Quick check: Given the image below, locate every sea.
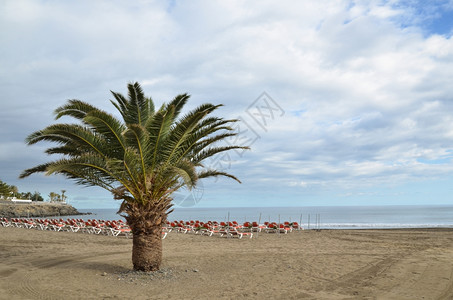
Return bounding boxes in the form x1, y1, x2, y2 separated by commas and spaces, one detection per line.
65, 205, 453, 230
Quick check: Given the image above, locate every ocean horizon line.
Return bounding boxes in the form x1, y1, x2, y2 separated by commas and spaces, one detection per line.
75, 203, 453, 210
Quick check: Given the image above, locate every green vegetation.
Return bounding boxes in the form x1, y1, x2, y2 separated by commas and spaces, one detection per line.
0, 180, 11, 198
0, 179, 43, 201
20, 82, 247, 271
48, 190, 67, 203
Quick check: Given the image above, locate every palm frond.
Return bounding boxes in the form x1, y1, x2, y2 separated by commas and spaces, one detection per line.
173, 159, 198, 188
197, 169, 242, 183
162, 104, 220, 164
193, 145, 249, 164
19, 163, 51, 178
54, 100, 100, 120
110, 91, 129, 117
111, 82, 155, 127
147, 97, 155, 115
83, 109, 126, 157
124, 124, 147, 186
122, 147, 146, 201
25, 124, 108, 157
45, 145, 83, 156
127, 82, 149, 125
164, 93, 190, 121
146, 106, 175, 170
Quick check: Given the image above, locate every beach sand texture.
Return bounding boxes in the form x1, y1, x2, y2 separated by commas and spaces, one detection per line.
1, 227, 453, 299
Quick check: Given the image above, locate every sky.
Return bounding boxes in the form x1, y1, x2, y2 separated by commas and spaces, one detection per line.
1, 0, 453, 209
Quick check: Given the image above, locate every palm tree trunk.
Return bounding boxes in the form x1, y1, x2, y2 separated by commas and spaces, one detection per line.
131, 225, 162, 271
123, 199, 169, 271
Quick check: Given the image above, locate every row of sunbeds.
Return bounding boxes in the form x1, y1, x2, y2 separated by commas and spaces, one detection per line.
0, 217, 136, 238
167, 220, 302, 238
0, 217, 302, 239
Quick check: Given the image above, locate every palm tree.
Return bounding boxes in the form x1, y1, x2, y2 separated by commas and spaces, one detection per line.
10, 185, 18, 198
32, 191, 44, 202
20, 82, 248, 271
61, 190, 67, 203
21, 192, 32, 200
48, 192, 58, 202
0, 180, 10, 198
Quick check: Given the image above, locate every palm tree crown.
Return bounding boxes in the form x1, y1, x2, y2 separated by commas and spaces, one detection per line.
20, 82, 247, 271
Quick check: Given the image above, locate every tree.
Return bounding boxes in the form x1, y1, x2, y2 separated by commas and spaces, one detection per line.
32, 191, 44, 201
61, 190, 67, 203
20, 192, 32, 199
20, 82, 247, 271
0, 180, 10, 198
10, 185, 18, 198
0, 180, 44, 201
48, 192, 58, 202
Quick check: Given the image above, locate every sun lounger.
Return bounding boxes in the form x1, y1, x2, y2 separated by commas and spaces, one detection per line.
264, 223, 277, 233
278, 224, 291, 234
170, 222, 188, 233
109, 226, 131, 237
82, 221, 103, 234
11, 218, 24, 228
22, 219, 36, 229
48, 219, 65, 231
291, 222, 302, 230
201, 224, 221, 236
221, 227, 253, 239
65, 219, 81, 232
1, 217, 11, 227
36, 219, 49, 230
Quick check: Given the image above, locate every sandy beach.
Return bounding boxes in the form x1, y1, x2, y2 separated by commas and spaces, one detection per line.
1, 226, 453, 299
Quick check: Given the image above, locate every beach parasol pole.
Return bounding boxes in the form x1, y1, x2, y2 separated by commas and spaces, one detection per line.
318, 214, 321, 230
299, 213, 302, 231
316, 214, 320, 230
257, 212, 262, 238
315, 214, 317, 230
316, 214, 318, 230
227, 211, 230, 239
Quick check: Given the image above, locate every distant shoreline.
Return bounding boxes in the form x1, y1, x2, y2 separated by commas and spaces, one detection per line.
0, 202, 88, 218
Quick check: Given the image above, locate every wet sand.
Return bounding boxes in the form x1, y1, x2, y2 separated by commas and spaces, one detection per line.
1, 226, 453, 299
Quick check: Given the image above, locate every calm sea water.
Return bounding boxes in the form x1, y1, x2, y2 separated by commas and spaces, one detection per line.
68, 205, 453, 229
